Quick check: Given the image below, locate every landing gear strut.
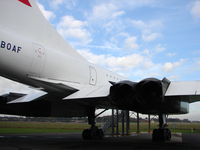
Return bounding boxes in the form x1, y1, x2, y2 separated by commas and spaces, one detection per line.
152, 114, 171, 142
82, 108, 104, 140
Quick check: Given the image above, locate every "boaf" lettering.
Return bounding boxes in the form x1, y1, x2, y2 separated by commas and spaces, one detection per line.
0, 40, 22, 53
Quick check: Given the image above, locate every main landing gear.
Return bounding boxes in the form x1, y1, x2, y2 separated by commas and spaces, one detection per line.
82, 108, 104, 140
152, 114, 171, 142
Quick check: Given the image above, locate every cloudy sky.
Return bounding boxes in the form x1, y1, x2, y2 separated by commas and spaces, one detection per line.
35, 0, 200, 81
1, 0, 200, 120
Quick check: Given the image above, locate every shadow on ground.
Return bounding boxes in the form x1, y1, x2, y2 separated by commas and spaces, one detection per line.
0, 133, 199, 150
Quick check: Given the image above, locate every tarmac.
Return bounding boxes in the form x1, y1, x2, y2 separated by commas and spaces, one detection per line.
0, 133, 199, 150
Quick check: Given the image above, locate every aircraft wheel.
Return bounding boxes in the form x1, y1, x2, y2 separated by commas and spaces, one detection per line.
82, 129, 91, 140
152, 128, 171, 142
165, 128, 171, 141
95, 129, 104, 139
82, 128, 104, 140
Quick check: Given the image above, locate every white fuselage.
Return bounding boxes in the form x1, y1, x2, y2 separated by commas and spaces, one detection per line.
0, 0, 124, 96
0, 27, 123, 90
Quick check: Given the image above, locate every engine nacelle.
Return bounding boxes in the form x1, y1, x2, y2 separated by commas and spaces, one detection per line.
135, 78, 164, 105
109, 78, 164, 109
109, 80, 137, 108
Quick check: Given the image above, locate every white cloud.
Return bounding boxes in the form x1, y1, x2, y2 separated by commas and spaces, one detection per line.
50, 0, 64, 9
37, 2, 55, 21
143, 49, 150, 55
102, 19, 126, 34
131, 19, 163, 42
131, 19, 163, 30
194, 60, 200, 70
106, 54, 144, 70
57, 16, 92, 44
108, 0, 156, 11
124, 36, 139, 50
191, 0, 200, 19
112, 11, 125, 18
58, 16, 85, 28
78, 50, 144, 71
155, 44, 166, 53
77, 49, 106, 66
142, 31, 161, 42
163, 59, 185, 72
89, 3, 125, 21
50, 0, 76, 10
143, 60, 154, 69
167, 52, 176, 57
52, 0, 64, 5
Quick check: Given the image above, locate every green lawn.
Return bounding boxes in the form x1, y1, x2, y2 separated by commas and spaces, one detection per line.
0, 121, 90, 134
0, 128, 75, 134
0, 121, 199, 134
129, 122, 200, 133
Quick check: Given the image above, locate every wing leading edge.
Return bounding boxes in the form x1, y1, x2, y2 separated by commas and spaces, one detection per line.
165, 81, 200, 103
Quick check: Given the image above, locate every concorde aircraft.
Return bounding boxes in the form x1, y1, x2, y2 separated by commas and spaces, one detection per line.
0, 0, 200, 141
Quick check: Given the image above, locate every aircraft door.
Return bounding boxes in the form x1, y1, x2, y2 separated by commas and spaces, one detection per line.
29, 43, 46, 77
89, 66, 97, 85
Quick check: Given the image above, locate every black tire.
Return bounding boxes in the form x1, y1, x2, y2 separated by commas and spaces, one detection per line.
152, 129, 158, 141
152, 128, 171, 142
82, 128, 104, 140
82, 129, 91, 140
165, 128, 171, 141
97, 129, 104, 139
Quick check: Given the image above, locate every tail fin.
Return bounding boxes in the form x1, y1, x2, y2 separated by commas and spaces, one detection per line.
0, 0, 83, 59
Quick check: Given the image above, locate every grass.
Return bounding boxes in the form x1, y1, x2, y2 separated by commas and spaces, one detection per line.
129, 122, 200, 133
106, 122, 200, 134
0, 128, 74, 134
0, 121, 199, 134
0, 121, 90, 134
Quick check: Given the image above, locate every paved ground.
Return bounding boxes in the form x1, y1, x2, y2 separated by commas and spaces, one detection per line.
0, 133, 199, 150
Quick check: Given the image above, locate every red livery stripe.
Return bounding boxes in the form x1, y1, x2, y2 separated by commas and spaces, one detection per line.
18, 0, 32, 7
